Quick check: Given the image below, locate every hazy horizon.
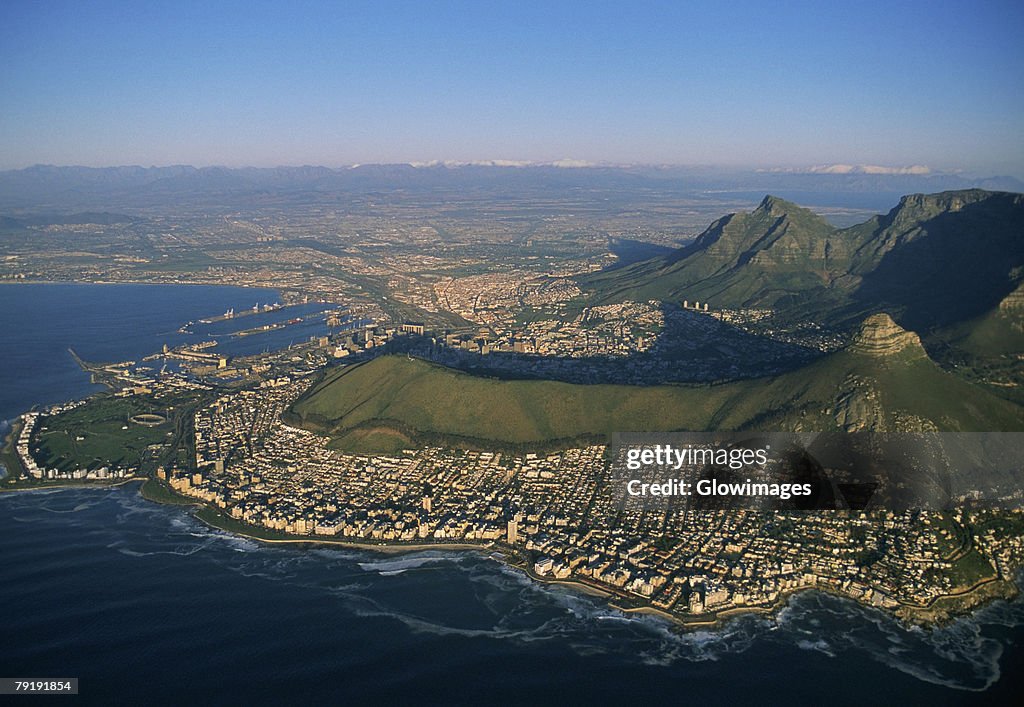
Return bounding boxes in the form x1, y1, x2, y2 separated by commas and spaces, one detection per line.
2, 1, 1022, 176
1, 160, 998, 176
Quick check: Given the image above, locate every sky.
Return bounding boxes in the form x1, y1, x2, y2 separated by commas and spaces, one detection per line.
1, 0, 1022, 175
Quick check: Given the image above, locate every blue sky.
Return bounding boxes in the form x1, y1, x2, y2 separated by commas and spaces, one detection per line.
1, 0, 1022, 174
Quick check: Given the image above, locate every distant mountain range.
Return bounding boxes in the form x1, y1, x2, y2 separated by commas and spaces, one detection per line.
0, 164, 1020, 212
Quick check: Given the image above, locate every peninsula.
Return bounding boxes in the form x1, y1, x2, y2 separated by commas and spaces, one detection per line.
4, 188, 1024, 631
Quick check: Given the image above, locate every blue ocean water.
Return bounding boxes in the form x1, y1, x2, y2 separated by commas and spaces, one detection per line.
0, 282, 277, 421
1, 283, 1023, 705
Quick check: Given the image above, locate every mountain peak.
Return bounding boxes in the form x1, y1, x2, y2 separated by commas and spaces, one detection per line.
849, 313, 926, 358
756, 194, 801, 215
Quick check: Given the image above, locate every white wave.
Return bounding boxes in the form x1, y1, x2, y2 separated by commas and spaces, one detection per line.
215, 534, 260, 553
114, 538, 215, 558
796, 638, 836, 657
357, 553, 462, 574
309, 547, 365, 562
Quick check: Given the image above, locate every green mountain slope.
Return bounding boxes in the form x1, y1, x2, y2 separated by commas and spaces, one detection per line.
925, 283, 1024, 403
931, 283, 1024, 358
287, 315, 1024, 452
584, 195, 847, 311
583, 189, 1024, 331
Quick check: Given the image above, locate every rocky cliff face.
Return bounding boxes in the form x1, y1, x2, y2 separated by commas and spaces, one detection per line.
830, 374, 885, 431
999, 283, 1024, 312
848, 313, 927, 358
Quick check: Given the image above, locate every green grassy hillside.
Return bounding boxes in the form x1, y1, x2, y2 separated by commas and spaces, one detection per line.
932, 284, 1024, 358
925, 284, 1024, 404
288, 319, 1024, 452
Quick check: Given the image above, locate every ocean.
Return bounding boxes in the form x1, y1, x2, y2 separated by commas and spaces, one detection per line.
1, 283, 1023, 705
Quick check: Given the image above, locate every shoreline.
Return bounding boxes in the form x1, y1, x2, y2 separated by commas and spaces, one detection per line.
1, 476, 144, 494
194, 512, 498, 556
142, 480, 619, 599
136, 478, 1019, 631
4, 472, 1020, 632
141, 479, 512, 556
1, 416, 32, 487
186, 500, 619, 600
